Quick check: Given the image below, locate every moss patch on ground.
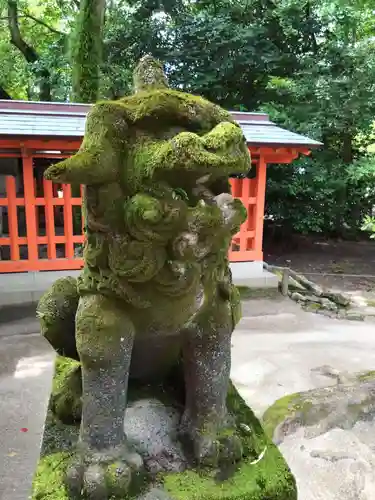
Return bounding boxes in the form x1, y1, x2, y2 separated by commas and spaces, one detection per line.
358, 370, 375, 381
163, 384, 297, 500
262, 370, 375, 444
262, 393, 302, 440
32, 451, 71, 500
33, 363, 296, 500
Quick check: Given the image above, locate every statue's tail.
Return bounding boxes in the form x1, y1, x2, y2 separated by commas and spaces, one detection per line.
36, 276, 80, 361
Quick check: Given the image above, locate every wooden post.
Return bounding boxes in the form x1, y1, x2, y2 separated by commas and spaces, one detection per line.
63, 184, 74, 259
22, 152, 39, 265
281, 268, 290, 296
5, 176, 20, 261
43, 178, 57, 259
239, 177, 251, 254
253, 154, 267, 261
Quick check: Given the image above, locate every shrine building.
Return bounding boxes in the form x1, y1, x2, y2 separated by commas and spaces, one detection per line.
0, 100, 321, 305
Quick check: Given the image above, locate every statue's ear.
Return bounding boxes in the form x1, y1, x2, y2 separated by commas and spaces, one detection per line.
44, 103, 128, 185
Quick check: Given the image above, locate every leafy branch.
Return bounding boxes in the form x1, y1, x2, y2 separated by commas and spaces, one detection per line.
6, 0, 51, 101
21, 12, 66, 37
0, 14, 66, 36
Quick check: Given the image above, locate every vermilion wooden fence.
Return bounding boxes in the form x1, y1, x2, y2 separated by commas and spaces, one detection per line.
0, 151, 84, 273
0, 150, 266, 273
229, 158, 265, 262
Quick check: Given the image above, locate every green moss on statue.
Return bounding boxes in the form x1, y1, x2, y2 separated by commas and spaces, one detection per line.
162, 384, 296, 500
32, 381, 296, 500
37, 277, 79, 360
52, 357, 82, 424
35, 55, 295, 500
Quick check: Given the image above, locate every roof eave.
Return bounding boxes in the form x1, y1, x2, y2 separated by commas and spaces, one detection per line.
0, 134, 323, 149
247, 142, 323, 149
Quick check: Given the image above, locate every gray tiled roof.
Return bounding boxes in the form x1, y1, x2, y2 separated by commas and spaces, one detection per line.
239, 121, 322, 147
0, 108, 86, 137
0, 101, 322, 148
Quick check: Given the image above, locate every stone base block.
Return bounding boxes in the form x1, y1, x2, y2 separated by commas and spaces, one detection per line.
32, 358, 297, 500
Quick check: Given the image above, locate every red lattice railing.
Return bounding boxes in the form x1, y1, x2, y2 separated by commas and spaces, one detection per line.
0, 150, 265, 273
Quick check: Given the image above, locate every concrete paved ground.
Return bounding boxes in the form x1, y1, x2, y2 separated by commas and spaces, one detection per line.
1, 297, 374, 499
0, 304, 39, 337
0, 332, 54, 500
232, 298, 375, 416
231, 298, 375, 500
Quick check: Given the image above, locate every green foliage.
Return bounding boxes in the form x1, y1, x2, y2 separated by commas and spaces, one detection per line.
0, 0, 75, 101
1, 0, 375, 238
266, 153, 375, 236
361, 216, 375, 239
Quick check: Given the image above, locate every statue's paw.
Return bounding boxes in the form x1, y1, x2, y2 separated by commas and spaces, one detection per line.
65, 447, 144, 499
180, 414, 243, 468
193, 432, 243, 467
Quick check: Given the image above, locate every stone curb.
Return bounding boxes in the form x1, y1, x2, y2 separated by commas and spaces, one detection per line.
0, 302, 39, 337
0, 301, 37, 322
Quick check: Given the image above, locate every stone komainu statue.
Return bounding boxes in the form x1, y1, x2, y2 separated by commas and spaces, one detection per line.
37, 56, 251, 498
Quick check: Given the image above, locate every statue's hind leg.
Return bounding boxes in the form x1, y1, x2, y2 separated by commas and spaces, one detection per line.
66, 294, 143, 499
180, 296, 242, 467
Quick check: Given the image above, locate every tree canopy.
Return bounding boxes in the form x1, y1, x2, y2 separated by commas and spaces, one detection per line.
1, 0, 375, 237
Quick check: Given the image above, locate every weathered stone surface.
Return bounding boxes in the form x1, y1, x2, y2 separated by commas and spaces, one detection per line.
315, 308, 337, 318
138, 487, 175, 500
349, 306, 375, 317
322, 291, 351, 307
262, 368, 375, 500
32, 379, 297, 500
51, 357, 82, 424
341, 310, 366, 321
319, 297, 338, 311
124, 398, 186, 474
279, 427, 375, 500
35, 54, 257, 499
290, 291, 308, 302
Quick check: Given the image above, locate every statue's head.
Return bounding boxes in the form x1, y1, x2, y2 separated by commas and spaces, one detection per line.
45, 56, 251, 201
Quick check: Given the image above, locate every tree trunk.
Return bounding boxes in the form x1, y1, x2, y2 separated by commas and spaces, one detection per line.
7, 0, 52, 101
0, 86, 12, 99
71, 0, 106, 103
342, 132, 353, 164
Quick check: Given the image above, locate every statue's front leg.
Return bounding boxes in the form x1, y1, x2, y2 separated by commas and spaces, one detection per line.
180, 298, 242, 467
66, 294, 143, 499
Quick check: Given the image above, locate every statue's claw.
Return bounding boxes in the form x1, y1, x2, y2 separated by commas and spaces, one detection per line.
180, 413, 243, 468
193, 433, 243, 467
65, 446, 144, 499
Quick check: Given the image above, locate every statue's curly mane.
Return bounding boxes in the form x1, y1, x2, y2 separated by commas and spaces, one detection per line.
77, 184, 241, 308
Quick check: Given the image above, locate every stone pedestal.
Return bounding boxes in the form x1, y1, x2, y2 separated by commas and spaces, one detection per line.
32, 358, 297, 500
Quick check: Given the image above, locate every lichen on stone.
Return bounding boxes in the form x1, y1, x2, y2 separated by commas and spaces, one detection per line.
160, 383, 296, 500
51, 356, 82, 424
37, 277, 79, 360
33, 380, 297, 500
262, 393, 303, 440
262, 368, 375, 445
35, 55, 294, 500
133, 55, 169, 93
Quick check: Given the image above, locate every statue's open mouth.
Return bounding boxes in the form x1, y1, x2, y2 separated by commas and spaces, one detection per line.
148, 122, 249, 206
168, 172, 232, 208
